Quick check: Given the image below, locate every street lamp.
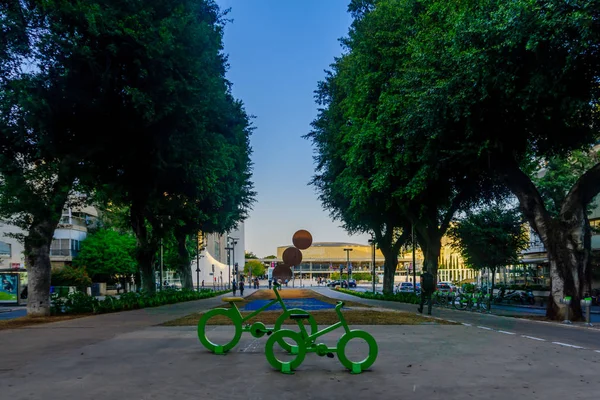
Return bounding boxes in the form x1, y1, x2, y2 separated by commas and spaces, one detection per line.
225, 246, 233, 289
196, 232, 203, 292
368, 235, 376, 293
343, 248, 353, 284
228, 236, 239, 283
412, 223, 417, 293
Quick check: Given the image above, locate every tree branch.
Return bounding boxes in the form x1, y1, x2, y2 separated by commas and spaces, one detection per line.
561, 161, 600, 217
496, 158, 552, 240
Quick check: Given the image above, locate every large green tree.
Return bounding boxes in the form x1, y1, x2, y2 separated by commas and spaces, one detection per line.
448, 206, 529, 309
0, 1, 124, 315
403, 0, 600, 319
73, 229, 137, 283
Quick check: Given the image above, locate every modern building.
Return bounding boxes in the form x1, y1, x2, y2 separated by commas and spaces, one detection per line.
272, 242, 387, 281
190, 221, 245, 289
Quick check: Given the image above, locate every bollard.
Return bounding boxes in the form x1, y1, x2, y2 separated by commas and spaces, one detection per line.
581, 297, 593, 327
561, 296, 572, 324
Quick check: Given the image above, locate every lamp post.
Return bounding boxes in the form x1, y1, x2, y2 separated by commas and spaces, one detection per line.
343, 248, 353, 285
228, 236, 239, 283
196, 232, 201, 292
412, 223, 417, 293
225, 246, 233, 289
368, 235, 376, 293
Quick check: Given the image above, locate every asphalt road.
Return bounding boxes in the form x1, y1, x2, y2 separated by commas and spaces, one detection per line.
318, 287, 600, 351
0, 308, 26, 320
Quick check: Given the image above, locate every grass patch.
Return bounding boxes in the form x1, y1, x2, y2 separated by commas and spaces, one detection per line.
162, 288, 458, 326
163, 308, 457, 326
0, 314, 90, 331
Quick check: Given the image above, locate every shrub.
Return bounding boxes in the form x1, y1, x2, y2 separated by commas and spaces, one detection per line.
50, 288, 229, 315
335, 287, 420, 304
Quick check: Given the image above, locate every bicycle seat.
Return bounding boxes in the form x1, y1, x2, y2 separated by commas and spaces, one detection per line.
222, 297, 244, 303
289, 313, 311, 320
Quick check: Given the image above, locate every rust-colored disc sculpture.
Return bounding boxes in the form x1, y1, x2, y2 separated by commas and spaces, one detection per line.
272, 265, 292, 281
292, 229, 313, 250
282, 246, 303, 266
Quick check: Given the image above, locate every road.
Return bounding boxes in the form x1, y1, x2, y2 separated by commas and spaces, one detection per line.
351, 285, 600, 321
0, 308, 26, 320
316, 287, 600, 352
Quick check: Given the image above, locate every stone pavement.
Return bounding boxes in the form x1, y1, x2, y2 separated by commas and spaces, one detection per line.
1, 287, 599, 399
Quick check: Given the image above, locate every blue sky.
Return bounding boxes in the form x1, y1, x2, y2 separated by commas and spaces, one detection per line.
215, 0, 371, 257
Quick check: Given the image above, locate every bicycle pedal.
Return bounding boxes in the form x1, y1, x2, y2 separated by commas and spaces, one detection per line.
326, 353, 335, 358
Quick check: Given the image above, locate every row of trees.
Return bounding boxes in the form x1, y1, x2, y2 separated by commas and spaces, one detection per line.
0, 0, 254, 316
307, 0, 600, 319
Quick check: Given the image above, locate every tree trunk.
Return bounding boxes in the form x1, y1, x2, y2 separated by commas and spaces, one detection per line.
175, 231, 193, 290
499, 160, 600, 321
130, 202, 157, 294
423, 240, 441, 286
381, 249, 398, 295
489, 267, 496, 312
24, 220, 56, 316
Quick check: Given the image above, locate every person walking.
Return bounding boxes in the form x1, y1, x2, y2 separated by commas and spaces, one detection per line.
418, 267, 435, 315
239, 280, 245, 296
232, 280, 237, 296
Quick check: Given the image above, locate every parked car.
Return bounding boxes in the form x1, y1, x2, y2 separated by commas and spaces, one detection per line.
437, 282, 455, 292
396, 282, 414, 293
348, 279, 357, 288
327, 280, 341, 287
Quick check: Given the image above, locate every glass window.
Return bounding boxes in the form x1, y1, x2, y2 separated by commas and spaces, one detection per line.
0, 241, 10, 256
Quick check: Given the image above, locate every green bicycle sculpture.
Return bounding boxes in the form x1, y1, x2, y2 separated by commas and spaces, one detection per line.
264, 301, 378, 375
197, 284, 318, 354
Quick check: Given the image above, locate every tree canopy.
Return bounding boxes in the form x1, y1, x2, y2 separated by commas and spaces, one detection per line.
309, 0, 600, 319
73, 230, 137, 281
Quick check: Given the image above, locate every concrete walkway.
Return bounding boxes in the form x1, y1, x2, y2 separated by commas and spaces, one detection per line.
1, 287, 599, 399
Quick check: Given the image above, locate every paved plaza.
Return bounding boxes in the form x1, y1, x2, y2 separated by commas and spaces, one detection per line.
1, 289, 599, 399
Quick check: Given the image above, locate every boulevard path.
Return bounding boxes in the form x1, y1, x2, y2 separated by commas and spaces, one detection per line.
0, 287, 598, 399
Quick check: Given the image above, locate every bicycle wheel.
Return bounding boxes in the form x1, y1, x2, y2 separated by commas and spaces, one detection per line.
274, 308, 318, 353
453, 295, 468, 310
197, 308, 243, 354
265, 330, 307, 373
337, 330, 378, 373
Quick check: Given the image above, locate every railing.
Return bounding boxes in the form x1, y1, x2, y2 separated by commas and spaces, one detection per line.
58, 216, 87, 228
50, 249, 78, 257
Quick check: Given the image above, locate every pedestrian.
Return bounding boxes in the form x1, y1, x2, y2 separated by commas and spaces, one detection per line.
268, 279, 272, 289
201, 280, 204, 288
239, 280, 245, 296
418, 267, 435, 315
232, 280, 237, 296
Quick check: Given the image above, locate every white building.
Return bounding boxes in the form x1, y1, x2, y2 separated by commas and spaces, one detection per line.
190, 221, 245, 289
0, 206, 99, 272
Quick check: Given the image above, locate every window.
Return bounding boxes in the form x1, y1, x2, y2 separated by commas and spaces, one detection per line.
0, 241, 11, 256
50, 239, 70, 256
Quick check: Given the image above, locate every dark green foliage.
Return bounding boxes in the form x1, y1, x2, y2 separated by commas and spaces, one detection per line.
73, 229, 137, 281
50, 288, 229, 315
448, 207, 529, 272
336, 287, 420, 304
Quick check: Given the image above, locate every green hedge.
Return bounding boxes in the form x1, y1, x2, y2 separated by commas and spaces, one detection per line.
335, 287, 420, 304
50, 288, 230, 315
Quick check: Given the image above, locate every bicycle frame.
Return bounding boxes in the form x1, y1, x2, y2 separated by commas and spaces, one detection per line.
226, 285, 291, 331
294, 302, 349, 353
